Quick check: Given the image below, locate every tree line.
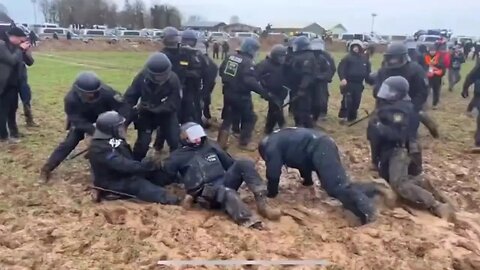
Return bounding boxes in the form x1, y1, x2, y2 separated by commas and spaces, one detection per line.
39, 0, 182, 29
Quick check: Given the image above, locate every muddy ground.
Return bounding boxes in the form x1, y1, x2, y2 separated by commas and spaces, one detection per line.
0, 47, 479, 270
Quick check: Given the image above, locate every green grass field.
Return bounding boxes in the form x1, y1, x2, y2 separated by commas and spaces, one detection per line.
0, 50, 479, 269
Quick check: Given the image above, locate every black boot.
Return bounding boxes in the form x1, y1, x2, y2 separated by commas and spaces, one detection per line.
24, 105, 39, 127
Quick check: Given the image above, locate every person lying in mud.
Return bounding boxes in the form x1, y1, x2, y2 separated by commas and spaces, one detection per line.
162, 122, 281, 228
367, 76, 455, 220
87, 111, 180, 205
258, 127, 391, 225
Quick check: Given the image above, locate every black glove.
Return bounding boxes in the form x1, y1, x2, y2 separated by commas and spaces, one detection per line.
461, 89, 469, 98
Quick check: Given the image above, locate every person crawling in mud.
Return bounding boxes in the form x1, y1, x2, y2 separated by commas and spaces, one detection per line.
258, 127, 392, 225
87, 111, 180, 205
367, 76, 455, 220
162, 122, 281, 228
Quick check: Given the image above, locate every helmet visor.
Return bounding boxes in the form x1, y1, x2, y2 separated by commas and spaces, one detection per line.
384, 54, 407, 69
184, 124, 206, 144
146, 68, 171, 85
377, 83, 398, 101
75, 87, 101, 103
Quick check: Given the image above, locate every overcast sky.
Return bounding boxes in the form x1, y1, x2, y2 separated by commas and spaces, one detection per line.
4, 0, 480, 36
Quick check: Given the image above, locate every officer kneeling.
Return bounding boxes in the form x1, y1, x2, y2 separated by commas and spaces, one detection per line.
163, 122, 281, 228
259, 127, 391, 225
368, 76, 454, 220
87, 111, 180, 204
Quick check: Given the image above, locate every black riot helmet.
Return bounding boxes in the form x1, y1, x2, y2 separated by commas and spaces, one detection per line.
181, 29, 198, 47
292, 36, 311, 52
310, 38, 326, 51
377, 76, 411, 102
73, 71, 102, 103
144, 53, 172, 85
179, 122, 207, 147
384, 42, 409, 69
93, 111, 126, 139
269, 44, 287, 64
162, 26, 181, 48
239, 37, 261, 58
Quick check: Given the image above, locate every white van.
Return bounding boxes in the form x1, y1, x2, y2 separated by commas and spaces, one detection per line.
234, 32, 260, 40
38, 28, 78, 40
79, 29, 117, 42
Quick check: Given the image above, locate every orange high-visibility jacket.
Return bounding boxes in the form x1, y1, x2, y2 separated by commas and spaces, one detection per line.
424, 53, 445, 78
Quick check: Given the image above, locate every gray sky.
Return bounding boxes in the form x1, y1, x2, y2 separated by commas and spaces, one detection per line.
4, 0, 480, 36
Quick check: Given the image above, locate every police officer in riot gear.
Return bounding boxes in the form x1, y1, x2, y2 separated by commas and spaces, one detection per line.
217, 37, 280, 151
201, 54, 219, 128
288, 36, 318, 128
374, 42, 439, 139
284, 37, 297, 116
462, 61, 480, 151
40, 71, 129, 182
368, 76, 454, 220
310, 38, 336, 121
87, 111, 180, 204
259, 127, 392, 225
338, 40, 372, 123
256, 44, 288, 134
163, 122, 281, 228
179, 29, 210, 124
124, 53, 181, 160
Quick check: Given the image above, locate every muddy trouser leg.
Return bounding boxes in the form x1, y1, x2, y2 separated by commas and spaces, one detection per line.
6, 92, 19, 137
223, 159, 266, 193
347, 83, 364, 122
388, 148, 437, 209
133, 128, 153, 161
311, 138, 375, 223
215, 185, 254, 224
318, 82, 329, 117
159, 114, 180, 152
265, 102, 277, 134
407, 141, 423, 176
430, 77, 442, 106
467, 94, 480, 112
367, 123, 381, 167
338, 92, 349, 119
181, 91, 195, 123
0, 94, 9, 139
238, 99, 257, 145
311, 83, 322, 121
153, 128, 165, 152
103, 177, 178, 204
293, 93, 313, 128
202, 89, 213, 119
220, 98, 233, 132
44, 129, 84, 171
300, 169, 313, 186
448, 68, 455, 90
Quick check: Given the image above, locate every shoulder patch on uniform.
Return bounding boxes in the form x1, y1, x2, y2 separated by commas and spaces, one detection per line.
393, 113, 404, 123
113, 94, 123, 102
109, 138, 122, 148
229, 55, 243, 63
224, 60, 239, 77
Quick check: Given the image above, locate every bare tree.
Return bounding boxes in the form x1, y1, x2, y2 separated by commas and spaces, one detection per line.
132, 0, 145, 28
150, 4, 181, 29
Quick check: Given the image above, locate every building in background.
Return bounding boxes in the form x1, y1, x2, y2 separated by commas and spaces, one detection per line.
222, 23, 261, 34
328, 24, 348, 38
182, 21, 226, 32
270, 22, 326, 36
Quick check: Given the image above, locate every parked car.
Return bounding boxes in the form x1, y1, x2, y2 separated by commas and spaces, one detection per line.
417, 35, 441, 47
293, 31, 321, 40
234, 32, 260, 40
115, 30, 146, 42
38, 27, 79, 40
341, 33, 385, 50
208, 31, 230, 42
79, 29, 117, 43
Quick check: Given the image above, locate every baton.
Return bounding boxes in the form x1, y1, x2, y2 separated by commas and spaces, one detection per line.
348, 109, 371, 127
66, 148, 88, 161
